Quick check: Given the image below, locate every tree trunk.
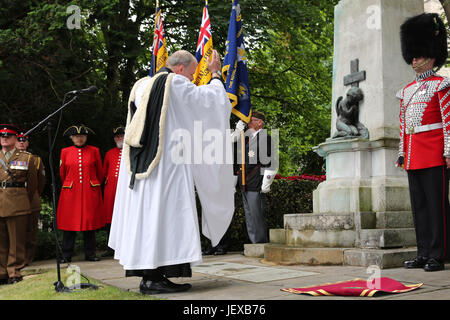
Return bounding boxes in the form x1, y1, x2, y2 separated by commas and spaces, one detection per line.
439, 0, 450, 24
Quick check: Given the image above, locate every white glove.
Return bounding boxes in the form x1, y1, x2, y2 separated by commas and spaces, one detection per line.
233, 175, 238, 193
230, 120, 246, 142
261, 169, 277, 193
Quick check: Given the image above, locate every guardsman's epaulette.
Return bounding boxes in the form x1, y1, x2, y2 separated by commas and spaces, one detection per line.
17, 150, 31, 155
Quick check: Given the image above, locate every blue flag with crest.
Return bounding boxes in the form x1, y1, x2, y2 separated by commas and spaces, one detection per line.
222, 0, 251, 123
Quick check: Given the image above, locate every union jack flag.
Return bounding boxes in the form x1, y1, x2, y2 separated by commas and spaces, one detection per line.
195, 5, 212, 62
149, 6, 168, 77
193, 3, 214, 86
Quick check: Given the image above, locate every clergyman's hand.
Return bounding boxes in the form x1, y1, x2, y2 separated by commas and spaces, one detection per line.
207, 50, 221, 74
446, 157, 450, 169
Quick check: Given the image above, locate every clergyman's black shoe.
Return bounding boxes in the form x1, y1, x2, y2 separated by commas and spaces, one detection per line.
424, 258, 445, 272
404, 257, 428, 269
140, 278, 191, 295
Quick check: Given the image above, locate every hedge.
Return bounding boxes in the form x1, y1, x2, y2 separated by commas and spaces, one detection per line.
34, 176, 322, 260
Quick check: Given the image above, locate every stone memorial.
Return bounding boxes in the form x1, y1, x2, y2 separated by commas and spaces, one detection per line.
262, 0, 424, 268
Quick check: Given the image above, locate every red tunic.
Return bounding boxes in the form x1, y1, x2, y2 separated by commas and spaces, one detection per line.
102, 147, 122, 224
57, 145, 105, 231
398, 74, 450, 170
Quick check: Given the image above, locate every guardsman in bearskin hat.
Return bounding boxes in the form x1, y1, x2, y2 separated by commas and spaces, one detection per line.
397, 13, 450, 272
15, 131, 46, 265
101, 125, 124, 257
0, 125, 38, 285
57, 125, 105, 262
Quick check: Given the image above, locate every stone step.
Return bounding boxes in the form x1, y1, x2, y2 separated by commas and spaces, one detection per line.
284, 213, 354, 231
285, 229, 355, 248
263, 244, 348, 266
357, 211, 414, 229
269, 229, 285, 244
344, 248, 417, 269
243, 243, 266, 258
359, 228, 416, 249
263, 244, 418, 269
375, 211, 414, 229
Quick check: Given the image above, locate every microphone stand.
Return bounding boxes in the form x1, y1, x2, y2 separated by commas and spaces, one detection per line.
25, 94, 98, 292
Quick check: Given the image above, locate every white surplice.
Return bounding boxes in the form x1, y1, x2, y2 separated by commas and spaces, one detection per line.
108, 75, 234, 270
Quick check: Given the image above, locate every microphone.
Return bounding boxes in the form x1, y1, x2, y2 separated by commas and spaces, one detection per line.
68, 86, 98, 95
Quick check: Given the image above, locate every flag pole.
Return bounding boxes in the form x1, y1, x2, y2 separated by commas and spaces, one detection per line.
151, 0, 159, 76
240, 130, 245, 190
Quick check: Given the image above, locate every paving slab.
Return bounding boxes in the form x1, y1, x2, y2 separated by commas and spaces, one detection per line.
24, 253, 450, 300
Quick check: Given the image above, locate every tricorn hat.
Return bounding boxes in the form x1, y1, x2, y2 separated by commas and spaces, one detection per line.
0, 124, 19, 137
63, 125, 95, 137
113, 125, 125, 136
400, 13, 448, 69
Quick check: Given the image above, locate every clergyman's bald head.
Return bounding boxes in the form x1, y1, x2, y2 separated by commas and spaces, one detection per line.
167, 50, 196, 69
166, 50, 198, 81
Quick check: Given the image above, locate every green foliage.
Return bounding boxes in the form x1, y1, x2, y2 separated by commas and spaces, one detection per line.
1, 0, 335, 192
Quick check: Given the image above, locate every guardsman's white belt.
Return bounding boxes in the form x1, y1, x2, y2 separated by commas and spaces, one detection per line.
405, 122, 443, 135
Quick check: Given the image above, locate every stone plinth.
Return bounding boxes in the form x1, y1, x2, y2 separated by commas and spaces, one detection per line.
312, 138, 410, 214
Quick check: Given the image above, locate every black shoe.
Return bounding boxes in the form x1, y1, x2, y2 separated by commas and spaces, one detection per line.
85, 256, 100, 262
214, 247, 228, 255
202, 246, 217, 255
7, 276, 22, 285
0, 278, 8, 286
404, 257, 428, 269
424, 258, 445, 272
101, 249, 114, 258
140, 278, 191, 295
59, 257, 72, 263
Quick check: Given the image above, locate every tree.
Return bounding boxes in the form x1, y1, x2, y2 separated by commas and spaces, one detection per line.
0, 0, 337, 190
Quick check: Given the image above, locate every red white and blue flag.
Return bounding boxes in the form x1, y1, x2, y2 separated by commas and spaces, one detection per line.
149, 5, 168, 77
193, 3, 214, 86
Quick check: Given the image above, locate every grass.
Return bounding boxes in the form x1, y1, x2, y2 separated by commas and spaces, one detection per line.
0, 268, 162, 300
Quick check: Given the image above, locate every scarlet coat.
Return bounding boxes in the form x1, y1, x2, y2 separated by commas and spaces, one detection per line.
102, 147, 122, 224
397, 73, 450, 170
57, 145, 105, 231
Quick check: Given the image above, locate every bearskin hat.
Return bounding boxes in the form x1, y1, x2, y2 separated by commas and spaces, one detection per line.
400, 13, 448, 69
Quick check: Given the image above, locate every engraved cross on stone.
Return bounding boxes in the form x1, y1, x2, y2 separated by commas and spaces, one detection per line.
343, 59, 366, 87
